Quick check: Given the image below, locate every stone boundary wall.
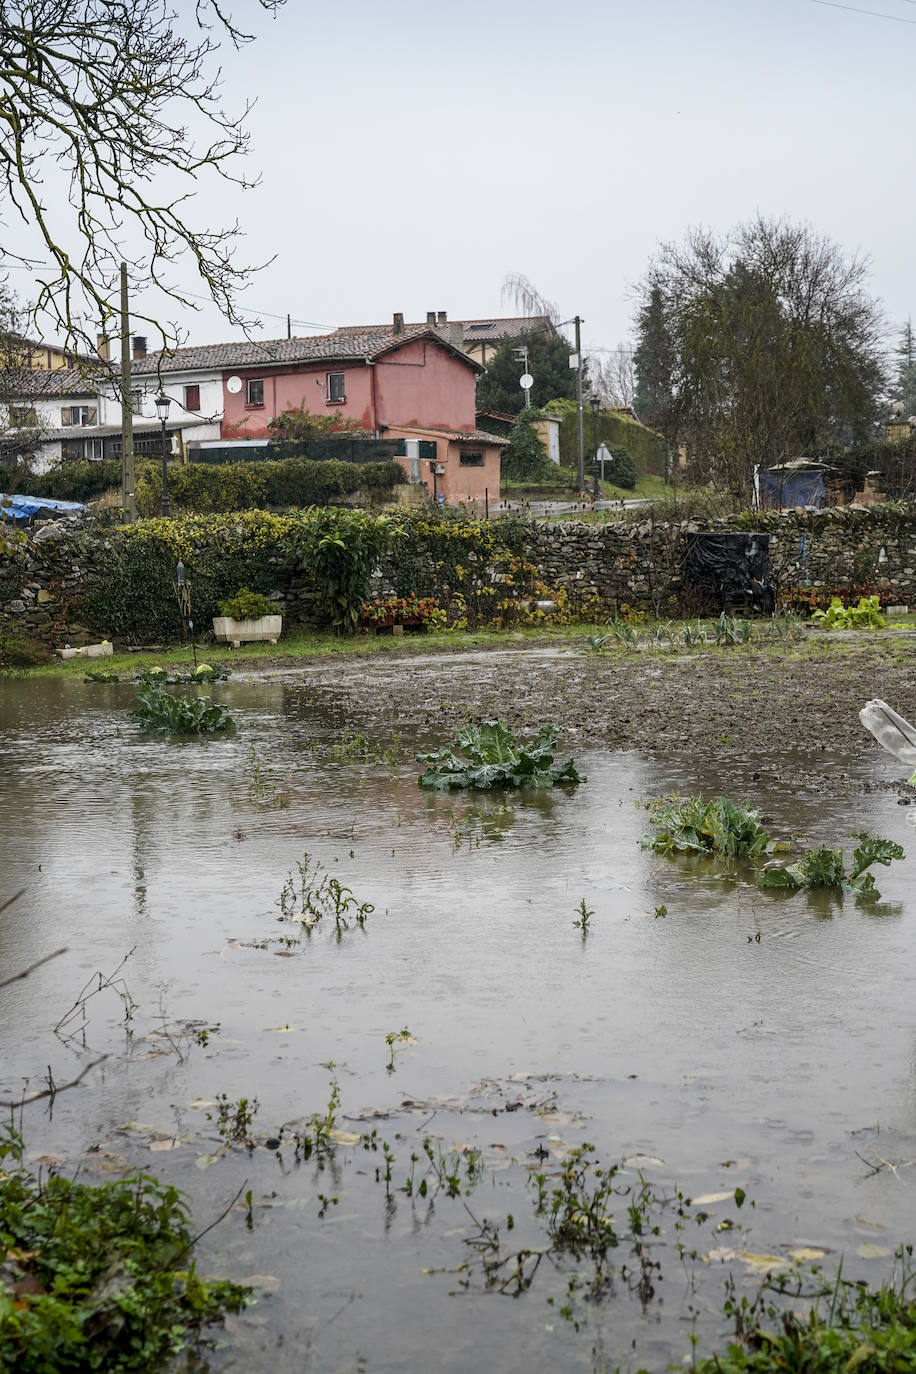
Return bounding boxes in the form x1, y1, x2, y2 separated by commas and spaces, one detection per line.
3, 504, 916, 648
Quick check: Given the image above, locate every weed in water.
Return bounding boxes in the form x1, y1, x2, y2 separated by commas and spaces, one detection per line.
244, 742, 291, 809
332, 727, 400, 769
276, 851, 374, 932
572, 898, 594, 935
207, 1092, 259, 1147
385, 1026, 415, 1073
654, 903, 668, 919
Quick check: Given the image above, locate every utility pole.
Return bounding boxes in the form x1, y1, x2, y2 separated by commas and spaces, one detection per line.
574, 316, 585, 493
119, 262, 136, 521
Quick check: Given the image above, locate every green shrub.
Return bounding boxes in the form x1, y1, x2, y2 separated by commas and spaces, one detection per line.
218, 588, 277, 620
135, 458, 406, 516
14, 460, 123, 503
0, 624, 55, 669
0, 1128, 247, 1372
606, 449, 637, 489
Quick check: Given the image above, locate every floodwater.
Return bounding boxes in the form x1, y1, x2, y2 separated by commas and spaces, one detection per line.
1, 668, 915, 1373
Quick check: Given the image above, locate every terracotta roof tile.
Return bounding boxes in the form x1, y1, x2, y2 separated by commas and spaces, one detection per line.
131, 326, 481, 375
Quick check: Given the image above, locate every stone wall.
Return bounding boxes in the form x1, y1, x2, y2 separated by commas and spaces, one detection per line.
3, 504, 916, 650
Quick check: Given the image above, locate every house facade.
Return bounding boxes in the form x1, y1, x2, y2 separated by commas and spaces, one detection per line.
134, 320, 507, 508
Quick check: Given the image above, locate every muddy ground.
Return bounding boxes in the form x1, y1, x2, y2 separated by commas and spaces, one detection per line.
242, 630, 916, 799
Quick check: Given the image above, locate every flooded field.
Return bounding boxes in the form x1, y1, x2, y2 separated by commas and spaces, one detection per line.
2, 661, 915, 1372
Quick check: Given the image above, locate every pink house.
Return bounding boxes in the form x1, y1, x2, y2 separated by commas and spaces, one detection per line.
139, 319, 507, 508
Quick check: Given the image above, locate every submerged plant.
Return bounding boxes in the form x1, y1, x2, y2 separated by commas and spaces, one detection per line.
642, 795, 775, 858
760, 830, 904, 900
332, 728, 400, 768
84, 668, 120, 682
418, 721, 583, 791
132, 685, 235, 735
573, 898, 594, 935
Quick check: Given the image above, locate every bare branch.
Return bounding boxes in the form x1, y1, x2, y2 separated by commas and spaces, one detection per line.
0, 946, 68, 991
0, 1054, 107, 1108
0, 0, 286, 353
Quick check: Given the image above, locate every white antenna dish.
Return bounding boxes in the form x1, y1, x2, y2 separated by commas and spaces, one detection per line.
520, 373, 533, 392
226, 375, 242, 394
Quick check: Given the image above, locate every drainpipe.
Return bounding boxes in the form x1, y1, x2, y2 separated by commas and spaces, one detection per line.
366, 358, 378, 434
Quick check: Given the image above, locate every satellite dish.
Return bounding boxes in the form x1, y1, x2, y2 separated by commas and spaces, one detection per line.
520, 373, 534, 391
226, 375, 242, 394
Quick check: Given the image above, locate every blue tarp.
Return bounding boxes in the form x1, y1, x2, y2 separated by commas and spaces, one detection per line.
758, 469, 826, 510
0, 493, 86, 524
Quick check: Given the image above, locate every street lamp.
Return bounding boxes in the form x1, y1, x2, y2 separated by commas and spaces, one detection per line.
155, 393, 172, 517
589, 394, 601, 499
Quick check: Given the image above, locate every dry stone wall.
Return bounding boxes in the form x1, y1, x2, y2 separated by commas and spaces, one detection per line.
3, 504, 916, 649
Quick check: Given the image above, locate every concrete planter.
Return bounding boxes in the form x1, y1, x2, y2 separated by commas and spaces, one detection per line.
212, 614, 282, 648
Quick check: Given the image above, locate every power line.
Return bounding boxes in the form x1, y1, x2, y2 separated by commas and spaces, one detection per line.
175, 287, 333, 331
807, 0, 916, 24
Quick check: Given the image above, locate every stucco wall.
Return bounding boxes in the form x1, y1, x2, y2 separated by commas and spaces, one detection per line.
219, 339, 478, 439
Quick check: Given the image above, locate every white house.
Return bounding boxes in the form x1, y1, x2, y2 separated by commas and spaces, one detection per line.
3, 335, 223, 473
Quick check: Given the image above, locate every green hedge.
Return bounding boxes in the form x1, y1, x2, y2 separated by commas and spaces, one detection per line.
546, 400, 667, 474
13, 460, 122, 502
135, 458, 406, 515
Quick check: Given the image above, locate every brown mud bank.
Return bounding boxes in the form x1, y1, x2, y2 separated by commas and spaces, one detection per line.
243, 632, 916, 799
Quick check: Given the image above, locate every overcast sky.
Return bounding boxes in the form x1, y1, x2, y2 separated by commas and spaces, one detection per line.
13, 0, 916, 359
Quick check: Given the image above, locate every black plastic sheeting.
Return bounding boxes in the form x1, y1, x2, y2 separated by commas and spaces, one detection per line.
683, 532, 773, 612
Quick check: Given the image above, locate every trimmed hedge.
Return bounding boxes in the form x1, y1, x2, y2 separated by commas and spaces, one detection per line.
13, 460, 123, 503
546, 399, 667, 474
135, 458, 406, 515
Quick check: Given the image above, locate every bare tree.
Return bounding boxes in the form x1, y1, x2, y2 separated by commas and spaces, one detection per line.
590, 344, 636, 409
501, 273, 562, 327
0, 0, 284, 356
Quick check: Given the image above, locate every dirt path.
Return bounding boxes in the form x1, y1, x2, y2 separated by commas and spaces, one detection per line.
241, 632, 916, 796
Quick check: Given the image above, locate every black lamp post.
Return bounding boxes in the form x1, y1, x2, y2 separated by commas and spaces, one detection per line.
155, 392, 172, 517
589, 394, 601, 499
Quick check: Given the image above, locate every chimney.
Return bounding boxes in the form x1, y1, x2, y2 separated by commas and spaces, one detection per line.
132, 335, 147, 360
426, 311, 436, 329
449, 321, 465, 351
437, 311, 447, 327
392, 312, 404, 336
96, 332, 110, 361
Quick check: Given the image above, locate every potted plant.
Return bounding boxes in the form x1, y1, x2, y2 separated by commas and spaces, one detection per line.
212, 588, 283, 647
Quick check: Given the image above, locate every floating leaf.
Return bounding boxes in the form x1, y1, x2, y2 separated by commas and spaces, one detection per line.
692, 1191, 735, 1206
857, 1242, 892, 1259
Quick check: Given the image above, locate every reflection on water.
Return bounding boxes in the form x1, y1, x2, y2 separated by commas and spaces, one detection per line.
1, 673, 915, 1372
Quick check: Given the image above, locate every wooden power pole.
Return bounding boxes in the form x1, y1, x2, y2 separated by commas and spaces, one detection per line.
120, 262, 136, 521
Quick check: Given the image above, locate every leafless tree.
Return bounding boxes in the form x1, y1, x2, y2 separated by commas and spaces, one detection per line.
0, 0, 284, 356
590, 344, 636, 409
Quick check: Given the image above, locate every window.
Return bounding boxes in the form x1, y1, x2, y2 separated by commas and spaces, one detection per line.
61, 405, 97, 426
246, 378, 264, 406
9, 407, 38, 428
327, 372, 346, 403
184, 383, 201, 412
130, 388, 144, 416
459, 450, 484, 467
83, 438, 104, 461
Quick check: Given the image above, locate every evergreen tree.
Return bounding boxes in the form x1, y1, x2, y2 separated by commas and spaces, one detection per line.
633, 286, 676, 437
894, 319, 916, 417
476, 330, 575, 415
501, 409, 554, 482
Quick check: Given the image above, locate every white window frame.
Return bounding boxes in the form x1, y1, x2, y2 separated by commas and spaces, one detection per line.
326, 372, 346, 404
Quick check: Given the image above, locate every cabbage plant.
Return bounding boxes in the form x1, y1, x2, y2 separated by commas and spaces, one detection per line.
417, 721, 582, 790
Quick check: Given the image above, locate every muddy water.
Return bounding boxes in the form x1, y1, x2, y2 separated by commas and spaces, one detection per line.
1, 670, 916, 1373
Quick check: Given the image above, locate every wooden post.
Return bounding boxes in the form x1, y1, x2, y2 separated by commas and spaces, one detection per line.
120, 263, 136, 521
